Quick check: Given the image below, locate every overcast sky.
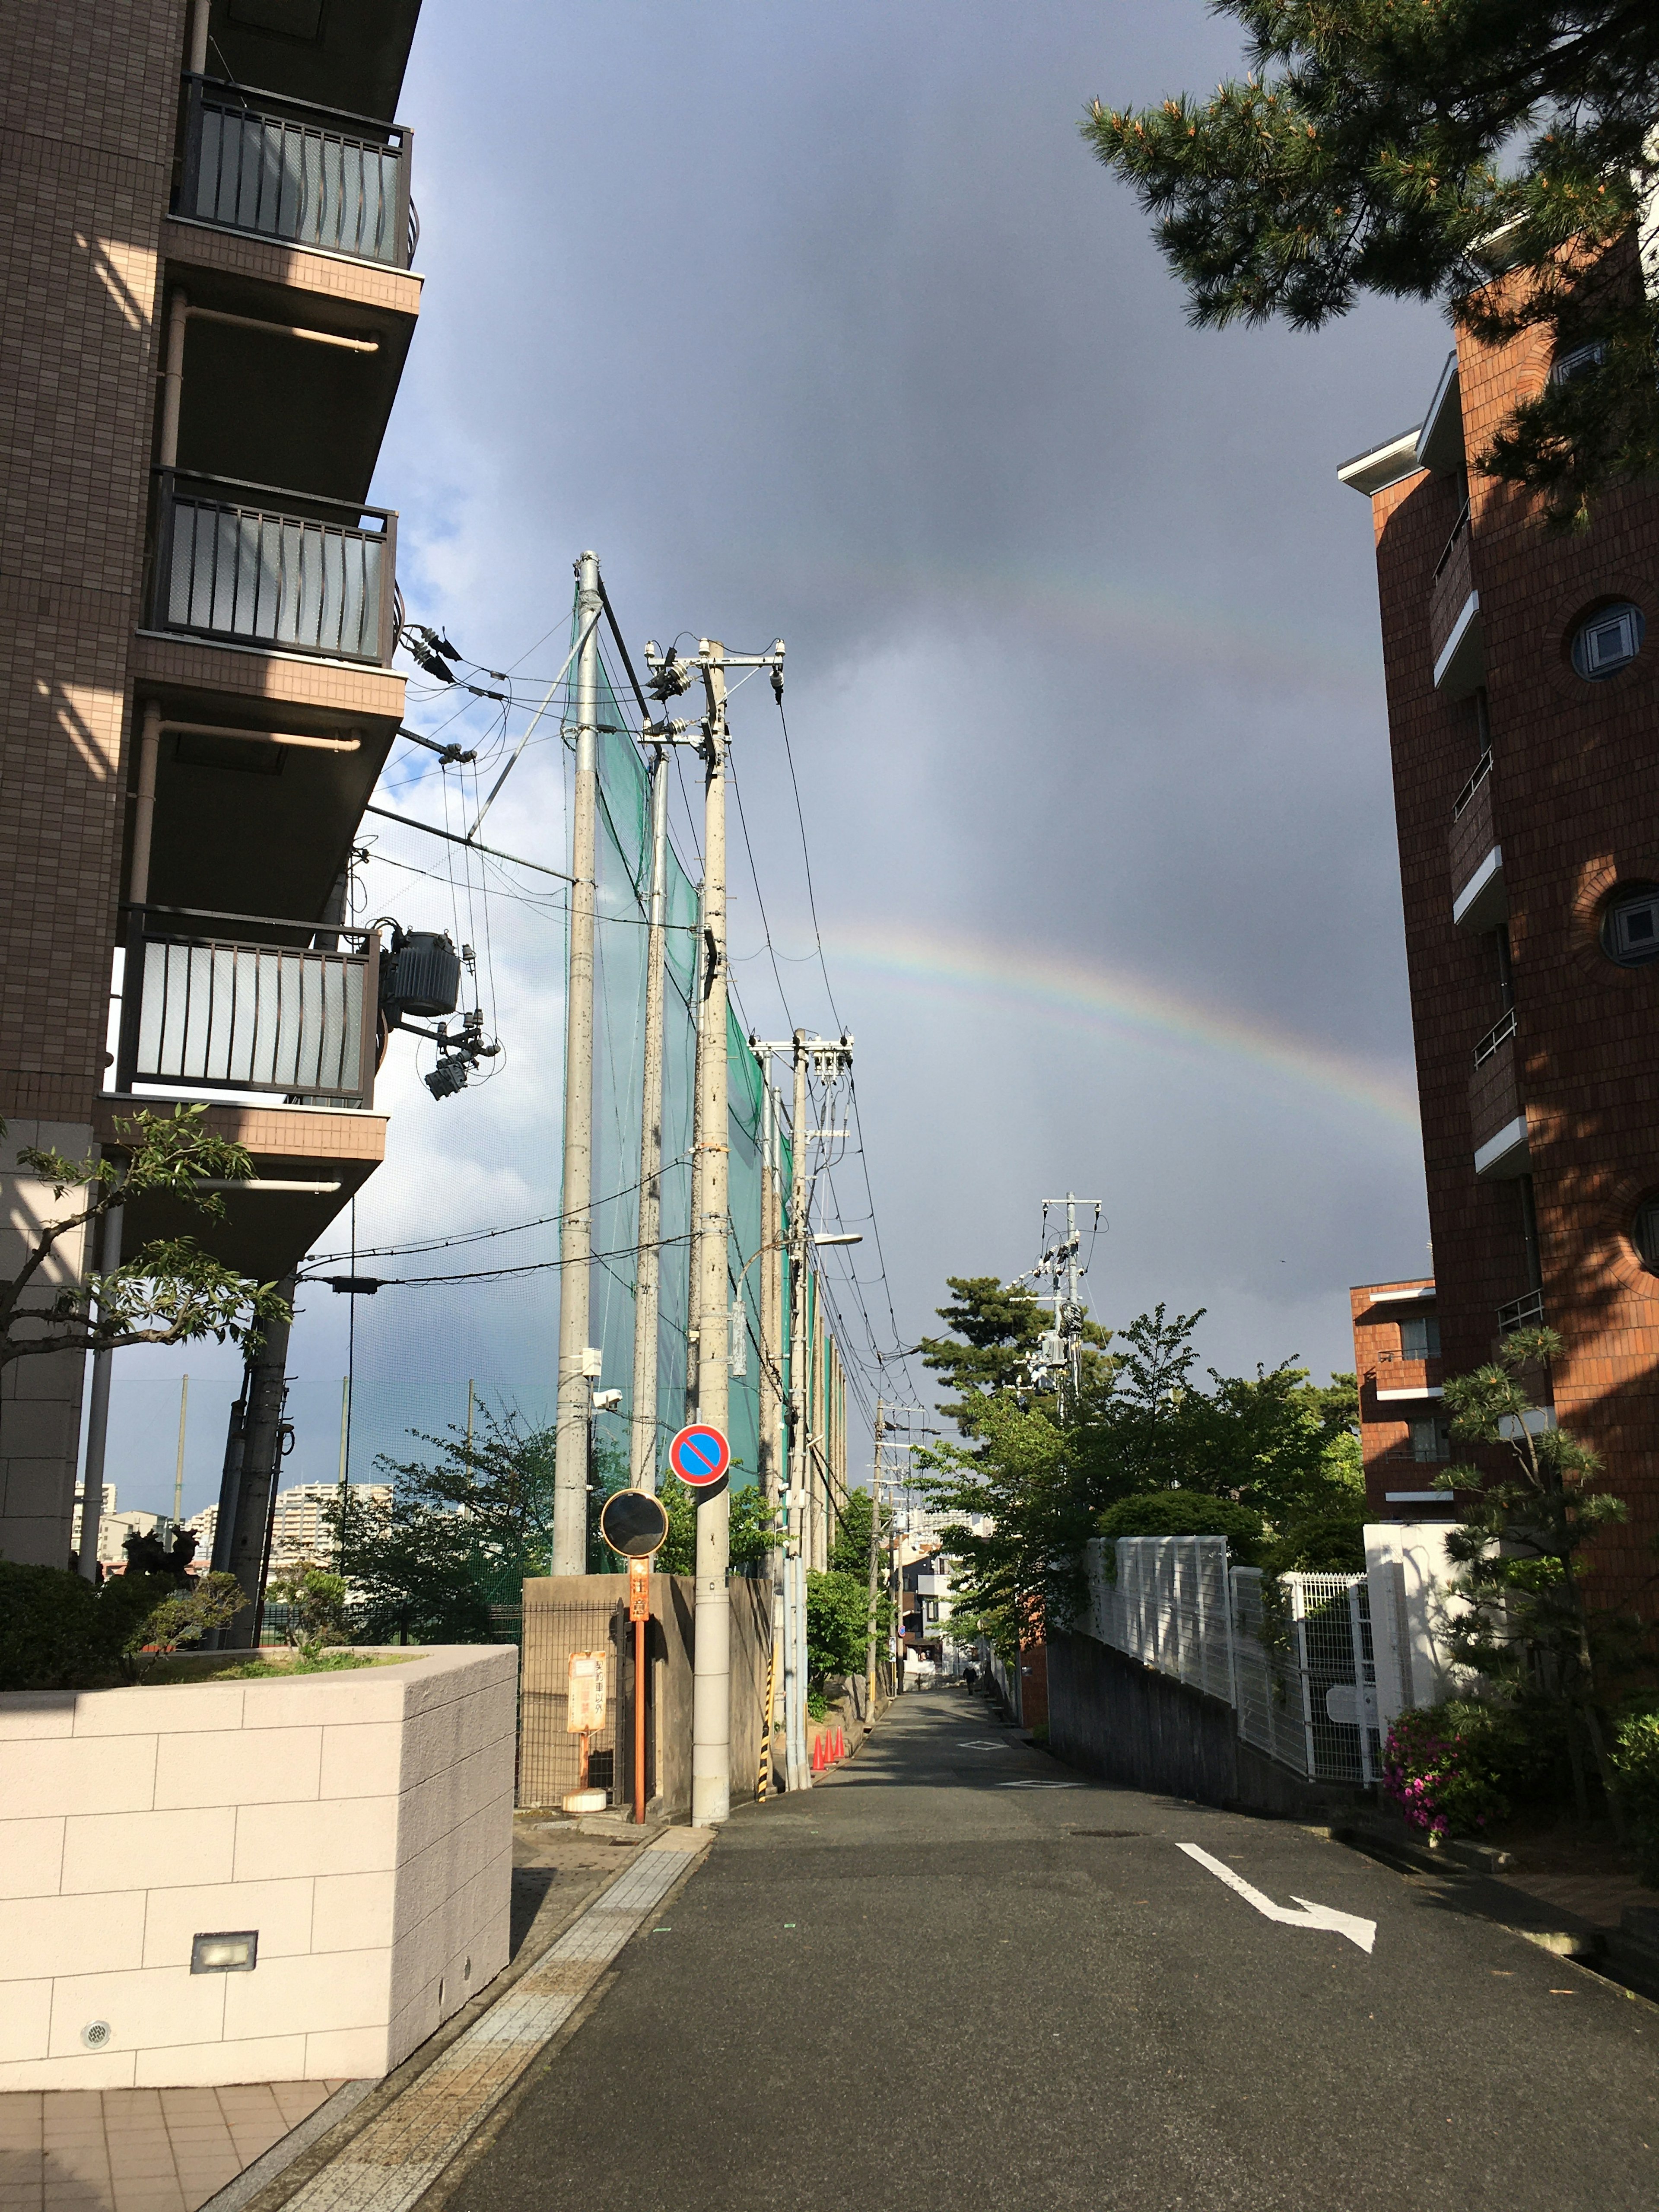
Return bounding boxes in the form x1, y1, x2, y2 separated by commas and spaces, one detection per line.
116, 0, 1456, 1517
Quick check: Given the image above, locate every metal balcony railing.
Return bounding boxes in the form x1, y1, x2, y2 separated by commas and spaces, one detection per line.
151, 470, 396, 664
178, 73, 414, 268
1433, 499, 1471, 582
115, 906, 380, 1108
1452, 749, 1492, 822
1473, 1007, 1518, 1068
1497, 1288, 1545, 1335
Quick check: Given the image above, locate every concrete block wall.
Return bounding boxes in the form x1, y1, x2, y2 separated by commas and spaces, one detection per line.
0, 1645, 516, 2088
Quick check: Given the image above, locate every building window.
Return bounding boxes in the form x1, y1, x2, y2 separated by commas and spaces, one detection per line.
1633, 1196, 1659, 1272
1551, 340, 1608, 386
1400, 1314, 1441, 1358
1570, 601, 1645, 681
1601, 885, 1659, 967
1411, 1417, 1452, 1463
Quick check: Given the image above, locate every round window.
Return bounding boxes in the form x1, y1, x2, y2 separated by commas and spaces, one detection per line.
1634, 1196, 1659, 1272
1571, 600, 1645, 681
1601, 884, 1659, 966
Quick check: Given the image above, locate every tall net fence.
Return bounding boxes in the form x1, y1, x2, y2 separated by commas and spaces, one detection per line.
1082, 1537, 1380, 1786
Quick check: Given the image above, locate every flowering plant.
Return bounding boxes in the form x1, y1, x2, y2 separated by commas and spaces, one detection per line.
1382, 1707, 1510, 1839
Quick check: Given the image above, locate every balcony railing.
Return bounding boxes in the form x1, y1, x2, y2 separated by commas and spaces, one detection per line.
1497, 1289, 1545, 1335
1432, 500, 1471, 582
1452, 750, 1492, 822
114, 906, 380, 1109
1473, 1007, 1518, 1068
178, 74, 414, 269
151, 469, 396, 665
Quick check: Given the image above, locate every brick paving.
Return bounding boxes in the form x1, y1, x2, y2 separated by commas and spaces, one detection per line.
0, 2082, 343, 2212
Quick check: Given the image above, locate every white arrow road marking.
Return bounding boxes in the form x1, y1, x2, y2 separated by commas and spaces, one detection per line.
997, 1779, 1082, 1789
1177, 1842, 1377, 1954
957, 1738, 1017, 1749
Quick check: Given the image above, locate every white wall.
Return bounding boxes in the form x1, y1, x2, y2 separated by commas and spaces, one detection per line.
0, 1644, 516, 2088
1365, 1522, 1471, 1725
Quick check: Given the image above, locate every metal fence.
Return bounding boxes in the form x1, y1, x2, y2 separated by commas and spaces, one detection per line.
153, 470, 396, 664
181, 74, 413, 268
1083, 1537, 1380, 1786
517, 1595, 627, 1810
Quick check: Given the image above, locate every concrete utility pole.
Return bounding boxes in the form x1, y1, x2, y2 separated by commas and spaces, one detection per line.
750, 1028, 854, 1790
691, 642, 731, 1829
757, 1076, 782, 1528
628, 742, 670, 1493
643, 633, 785, 1827
553, 552, 604, 1574
866, 1397, 886, 1714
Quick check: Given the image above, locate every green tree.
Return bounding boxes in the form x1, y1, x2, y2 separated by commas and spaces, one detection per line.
0, 1561, 247, 1691
916, 1275, 1047, 1435
266, 1564, 349, 1652
1082, 1, 1659, 525
331, 1405, 558, 1643
1, 1106, 289, 1378
1439, 1327, 1630, 1818
806, 1569, 873, 1679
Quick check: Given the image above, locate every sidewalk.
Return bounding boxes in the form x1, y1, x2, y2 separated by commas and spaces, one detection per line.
0, 1813, 655, 2212
0, 2084, 345, 2212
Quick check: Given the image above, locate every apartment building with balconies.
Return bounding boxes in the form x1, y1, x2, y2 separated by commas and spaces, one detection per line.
1340, 254, 1659, 1608
0, 0, 425, 1568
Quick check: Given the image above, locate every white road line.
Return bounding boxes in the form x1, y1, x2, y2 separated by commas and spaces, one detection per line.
1176, 1842, 1377, 1954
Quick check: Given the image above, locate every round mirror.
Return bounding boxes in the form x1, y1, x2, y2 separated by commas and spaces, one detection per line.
597, 1487, 671, 1558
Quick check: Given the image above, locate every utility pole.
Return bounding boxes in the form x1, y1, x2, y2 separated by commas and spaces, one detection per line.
629, 742, 670, 1493
750, 1028, 854, 1791
1019, 1192, 1102, 1416
865, 1397, 886, 1715
643, 633, 785, 1827
553, 552, 604, 1574
172, 1374, 189, 1531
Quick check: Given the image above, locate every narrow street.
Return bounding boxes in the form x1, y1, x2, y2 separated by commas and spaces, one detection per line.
451, 1694, 1658, 2212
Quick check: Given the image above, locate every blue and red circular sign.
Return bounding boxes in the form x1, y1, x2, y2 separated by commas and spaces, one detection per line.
668, 1423, 731, 1489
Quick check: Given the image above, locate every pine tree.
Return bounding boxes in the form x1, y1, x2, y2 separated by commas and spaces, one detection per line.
1082, 1, 1659, 524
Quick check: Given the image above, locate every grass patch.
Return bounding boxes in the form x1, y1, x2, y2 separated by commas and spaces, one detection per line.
139, 1648, 417, 1685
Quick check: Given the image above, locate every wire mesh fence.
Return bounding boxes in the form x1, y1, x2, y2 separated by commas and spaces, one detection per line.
517, 1594, 626, 1808
1083, 1537, 1377, 1786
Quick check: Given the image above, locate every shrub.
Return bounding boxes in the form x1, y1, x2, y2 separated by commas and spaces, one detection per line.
0, 1562, 234, 1690
1383, 1703, 1513, 1838
806, 1569, 871, 1679
1611, 1713, 1659, 1885
1096, 1491, 1265, 1569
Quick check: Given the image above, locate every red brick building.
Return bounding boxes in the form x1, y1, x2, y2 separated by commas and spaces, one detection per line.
1341, 281, 1659, 1610
1350, 1278, 1453, 1522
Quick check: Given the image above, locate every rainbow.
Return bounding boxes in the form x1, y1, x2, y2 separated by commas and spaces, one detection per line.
832, 924, 1421, 1134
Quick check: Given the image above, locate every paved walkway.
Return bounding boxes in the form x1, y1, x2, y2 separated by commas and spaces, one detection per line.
0, 1813, 649, 2212
446, 1690, 1659, 2212
0, 2084, 341, 2212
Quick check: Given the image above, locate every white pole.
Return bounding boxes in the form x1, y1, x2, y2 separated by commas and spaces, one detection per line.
691, 644, 731, 1827
629, 747, 669, 1493
553, 554, 603, 1574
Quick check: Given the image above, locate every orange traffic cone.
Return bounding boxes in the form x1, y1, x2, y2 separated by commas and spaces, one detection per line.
811, 1733, 824, 1772
835, 1728, 845, 1761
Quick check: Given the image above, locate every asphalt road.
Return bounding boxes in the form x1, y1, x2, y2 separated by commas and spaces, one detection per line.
452, 1691, 1659, 2212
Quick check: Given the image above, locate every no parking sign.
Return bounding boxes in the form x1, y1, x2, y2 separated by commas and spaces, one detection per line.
668, 1422, 731, 1491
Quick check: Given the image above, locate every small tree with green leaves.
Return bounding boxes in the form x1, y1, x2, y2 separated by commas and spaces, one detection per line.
1082, 1, 1659, 528
266, 1564, 350, 1653
1, 1106, 289, 1375
1439, 1327, 1630, 1820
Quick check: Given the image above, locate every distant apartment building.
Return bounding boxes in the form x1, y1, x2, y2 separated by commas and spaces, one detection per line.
0, 3, 427, 1571
267, 1479, 390, 1571
1340, 246, 1659, 1604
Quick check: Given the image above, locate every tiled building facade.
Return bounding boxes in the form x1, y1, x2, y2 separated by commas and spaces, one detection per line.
1342, 253, 1659, 1608
0, 2, 424, 1568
